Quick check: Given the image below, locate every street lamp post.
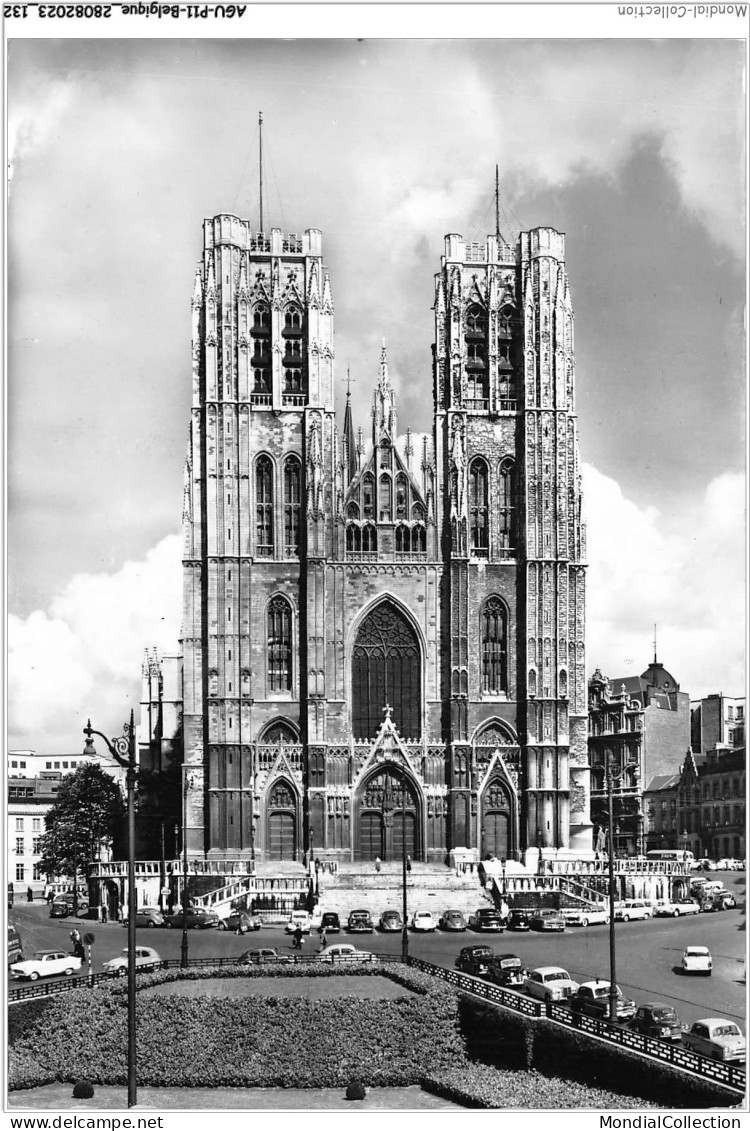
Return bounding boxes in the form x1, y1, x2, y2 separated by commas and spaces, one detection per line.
606, 764, 618, 1026
180, 773, 194, 969
400, 777, 409, 963
83, 712, 137, 1109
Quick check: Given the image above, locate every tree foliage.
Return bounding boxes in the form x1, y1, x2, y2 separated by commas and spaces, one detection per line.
38, 763, 125, 878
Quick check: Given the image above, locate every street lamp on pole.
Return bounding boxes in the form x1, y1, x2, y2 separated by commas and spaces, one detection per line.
604, 755, 636, 1025
83, 712, 137, 1110
180, 772, 194, 970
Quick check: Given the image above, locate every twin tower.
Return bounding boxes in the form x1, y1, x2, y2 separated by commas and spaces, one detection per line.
176, 214, 590, 865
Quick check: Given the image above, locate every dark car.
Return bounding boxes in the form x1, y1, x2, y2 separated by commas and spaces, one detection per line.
506, 909, 531, 932
484, 953, 525, 988
530, 909, 566, 932
439, 909, 467, 932
318, 912, 341, 934
49, 896, 89, 919
630, 1002, 684, 1041
239, 948, 293, 966
165, 907, 220, 930
570, 981, 636, 1022
347, 909, 374, 933
379, 910, 404, 932
219, 911, 262, 933
469, 908, 504, 932
455, 945, 494, 976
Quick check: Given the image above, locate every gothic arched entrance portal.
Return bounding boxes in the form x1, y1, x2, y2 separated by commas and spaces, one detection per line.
267, 779, 298, 861
481, 778, 512, 859
356, 768, 419, 862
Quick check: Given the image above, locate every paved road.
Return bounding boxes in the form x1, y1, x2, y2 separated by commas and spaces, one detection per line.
9, 871, 745, 1031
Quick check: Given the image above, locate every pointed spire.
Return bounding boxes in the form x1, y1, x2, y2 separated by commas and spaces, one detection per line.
322, 270, 334, 314
372, 342, 396, 443
653, 624, 658, 665
343, 369, 357, 484
192, 266, 203, 308
405, 427, 413, 470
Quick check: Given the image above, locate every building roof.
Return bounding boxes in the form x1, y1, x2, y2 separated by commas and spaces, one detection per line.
644, 773, 681, 794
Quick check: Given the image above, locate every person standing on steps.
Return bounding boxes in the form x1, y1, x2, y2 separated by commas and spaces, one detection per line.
375, 857, 381, 873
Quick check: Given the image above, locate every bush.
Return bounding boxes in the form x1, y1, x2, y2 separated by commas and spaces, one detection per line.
345, 1080, 367, 1100
72, 1080, 95, 1099
422, 1064, 666, 1110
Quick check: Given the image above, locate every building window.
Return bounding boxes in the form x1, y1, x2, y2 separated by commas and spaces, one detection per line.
32, 818, 41, 832
33, 863, 44, 881
482, 596, 508, 694
352, 601, 421, 739
253, 366, 271, 393
283, 458, 301, 557
379, 476, 392, 522
255, 456, 274, 557
396, 474, 409, 518
469, 459, 489, 554
499, 459, 515, 551
284, 306, 302, 331
466, 303, 487, 336
32, 837, 42, 854
15, 837, 24, 855
363, 475, 374, 518
15, 817, 23, 832
252, 304, 270, 330
267, 596, 292, 693
362, 524, 377, 552
15, 864, 25, 883
346, 524, 361, 552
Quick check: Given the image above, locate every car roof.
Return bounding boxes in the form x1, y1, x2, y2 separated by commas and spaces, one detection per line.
531, 966, 571, 976
694, 1017, 741, 1028
684, 946, 710, 953
493, 953, 521, 961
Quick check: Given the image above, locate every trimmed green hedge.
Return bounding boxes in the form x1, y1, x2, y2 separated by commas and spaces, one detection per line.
421, 1064, 664, 1110
9, 964, 464, 1091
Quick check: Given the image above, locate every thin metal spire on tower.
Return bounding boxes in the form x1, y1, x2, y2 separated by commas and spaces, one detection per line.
495, 164, 500, 240
259, 111, 264, 233
653, 624, 658, 664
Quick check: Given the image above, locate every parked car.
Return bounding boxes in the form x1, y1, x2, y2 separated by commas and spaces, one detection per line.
701, 891, 737, 912
239, 948, 292, 965
469, 907, 504, 932
219, 910, 262, 933
378, 910, 403, 932
439, 909, 467, 932
411, 910, 437, 932
569, 980, 637, 1022
455, 945, 494, 976
530, 909, 566, 932
318, 912, 341, 934
49, 896, 89, 919
506, 909, 531, 932
317, 943, 377, 964
614, 900, 652, 922
484, 953, 525, 988
285, 910, 313, 934
682, 946, 712, 975
653, 898, 700, 917
562, 907, 609, 927
165, 907, 220, 930
103, 946, 162, 977
123, 907, 165, 928
682, 1018, 745, 1062
629, 1002, 684, 1042
10, 950, 82, 980
524, 966, 579, 1002
347, 909, 374, 933
8, 924, 23, 966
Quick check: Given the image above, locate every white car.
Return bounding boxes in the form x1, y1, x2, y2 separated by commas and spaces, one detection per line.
285, 911, 312, 934
653, 898, 700, 917
682, 946, 712, 976
682, 1018, 745, 1062
317, 943, 377, 964
411, 910, 437, 932
103, 946, 161, 977
614, 900, 652, 922
10, 950, 82, 981
562, 907, 610, 927
523, 965, 579, 1002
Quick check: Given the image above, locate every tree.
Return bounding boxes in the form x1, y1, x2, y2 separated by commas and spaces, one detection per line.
38, 763, 125, 892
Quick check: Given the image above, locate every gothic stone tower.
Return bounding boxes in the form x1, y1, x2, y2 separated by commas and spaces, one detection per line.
434, 228, 590, 855
181, 214, 590, 862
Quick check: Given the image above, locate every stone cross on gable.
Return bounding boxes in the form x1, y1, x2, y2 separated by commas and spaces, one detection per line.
383, 703, 393, 719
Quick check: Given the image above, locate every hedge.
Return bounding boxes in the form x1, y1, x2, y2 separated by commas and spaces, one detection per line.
421, 1064, 665, 1110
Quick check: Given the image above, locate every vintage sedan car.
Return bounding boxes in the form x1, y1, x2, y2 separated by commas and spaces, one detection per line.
285, 910, 313, 934
469, 907, 504, 932
562, 907, 609, 927
682, 945, 712, 975
103, 946, 161, 977
701, 890, 737, 912
569, 980, 637, 1022
378, 909, 403, 932
165, 907, 220, 930
218, 910, 262, 933
653, 898, 700, 917
439, 909, 467, 932
411, 910, 437, 932
682, 1018, 745, 1062
456, 945, 494, 976
11, 950, 82, 980
523, 966, 578, 1002
483, 953, 525, 988
317, 943, 377, 964
347, 909, 374, 933
317, 912, 341, 934
239, 948, 292, 966
630, 1002, 684, 1041
49, 897, 89, 919
506, 909, 531, 932
530, 909, 566, 932
124, 906, 166, 928
614, 900, 652, 922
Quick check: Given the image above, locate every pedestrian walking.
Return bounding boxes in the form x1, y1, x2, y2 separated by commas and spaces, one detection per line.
406, 855, 412, 873
292, 925, 303, 950
319, 927, 328, 950
101, 902, 108, 923
27, 886, 34, 902
375, 856, 381, 873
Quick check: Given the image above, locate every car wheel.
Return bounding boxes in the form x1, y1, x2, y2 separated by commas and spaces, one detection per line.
29, 972, 39, 981
673, 909, 680, 917
581, 918, 589, 927
622, 914, 630, 922
64, 967, 75, 976
146, 919, 155, 928
218, 921, 227, 931
165, 921, 173, 928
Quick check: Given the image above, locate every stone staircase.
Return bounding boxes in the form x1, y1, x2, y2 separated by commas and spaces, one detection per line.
316, 862, 491, 922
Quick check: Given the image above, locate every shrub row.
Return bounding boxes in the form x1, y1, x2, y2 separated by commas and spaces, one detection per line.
421, 1064, 664, 1110
9, 964, 464, 1092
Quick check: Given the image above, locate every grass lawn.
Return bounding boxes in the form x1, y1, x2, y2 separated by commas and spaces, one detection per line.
140, 974, 415, 1000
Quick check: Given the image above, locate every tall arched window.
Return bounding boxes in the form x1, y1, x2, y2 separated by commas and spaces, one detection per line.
469, 459, 489, 555
284, 306, 302, 331
362, 524, 378, 552
346, 524, 362, 552
379, 476, 392, 522
267, 596, 292, 693
499, 459, 515, 552
466, 303, 488, 404
256, 456, 274, 557
362, 475, 374, 518
283, 458, 301, 557
352, 602, 420, 739
396, 474, 409, 518
252, 304, 270, 330
482, 597, 508, 694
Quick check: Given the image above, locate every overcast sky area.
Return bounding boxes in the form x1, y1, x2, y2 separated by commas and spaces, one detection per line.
7, 33, 746, 755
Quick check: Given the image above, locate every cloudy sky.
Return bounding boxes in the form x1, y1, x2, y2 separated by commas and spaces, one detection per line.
7, 29, 746, 755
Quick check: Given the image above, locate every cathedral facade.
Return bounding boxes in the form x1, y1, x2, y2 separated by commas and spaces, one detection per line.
176, 214, 591, 864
